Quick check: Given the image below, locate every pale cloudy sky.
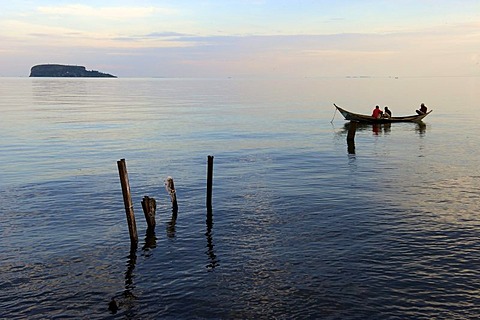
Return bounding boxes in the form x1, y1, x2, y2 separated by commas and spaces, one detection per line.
1, 0, 479, 77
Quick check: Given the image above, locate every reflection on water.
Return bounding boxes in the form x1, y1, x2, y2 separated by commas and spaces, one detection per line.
415, 121, 426, 135
142, 231, 157, 252
121, 246, 138, 317
340, 121, 427, 155
166, 211, 177, 239
205, 207, 219, 271
340, 121, 426, 136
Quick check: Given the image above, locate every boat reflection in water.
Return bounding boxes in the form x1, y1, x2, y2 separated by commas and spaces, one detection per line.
340, 121, 427, 155
341, 121, 426, 136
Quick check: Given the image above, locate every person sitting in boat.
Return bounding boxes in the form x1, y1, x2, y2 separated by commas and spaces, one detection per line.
384, 106, 392, 118
416, 103, 428, 115
372, 105, 383, 118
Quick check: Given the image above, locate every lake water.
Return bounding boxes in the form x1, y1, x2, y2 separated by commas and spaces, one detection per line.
1, 76, 480, 319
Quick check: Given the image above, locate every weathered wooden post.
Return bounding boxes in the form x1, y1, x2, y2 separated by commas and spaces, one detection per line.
141, 196, 156, 232
206, 155, 214, 208
165, 176, 178, 211
117, 159, 138, 246
347, 121, 357, 154
347, 121, 357, 141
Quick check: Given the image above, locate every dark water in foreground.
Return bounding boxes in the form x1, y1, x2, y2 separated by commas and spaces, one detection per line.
1, 77, 480, 319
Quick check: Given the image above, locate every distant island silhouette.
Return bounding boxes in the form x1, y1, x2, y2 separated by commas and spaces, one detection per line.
29, 64, 116, 78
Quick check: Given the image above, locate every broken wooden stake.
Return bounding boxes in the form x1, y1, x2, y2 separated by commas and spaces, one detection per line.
141, 196, 156, 232
165, 176, 178, 211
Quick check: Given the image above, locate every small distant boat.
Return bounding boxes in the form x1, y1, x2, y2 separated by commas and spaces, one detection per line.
334, 104, 432, 123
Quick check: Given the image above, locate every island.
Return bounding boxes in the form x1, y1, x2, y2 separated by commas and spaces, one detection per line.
29, 64, 117, 78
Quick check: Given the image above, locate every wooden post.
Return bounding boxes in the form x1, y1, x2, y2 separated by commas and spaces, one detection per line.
117, 159, 138, 245
165, 176, 178, 211
347, 121, 357, 141
347, 121, 357, 154
206, 155, 214, 208
141, 196, 156, 232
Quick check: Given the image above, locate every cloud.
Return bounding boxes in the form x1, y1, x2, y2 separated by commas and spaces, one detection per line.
113, 32, 194, 42
36, 4, 176, 20
1, 19, 81, 38
302, 49, 396, 58
110, 31, 200, 48
145, 32, 193, 38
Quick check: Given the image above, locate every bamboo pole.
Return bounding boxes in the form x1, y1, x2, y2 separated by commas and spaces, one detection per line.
117, 159, 138, 245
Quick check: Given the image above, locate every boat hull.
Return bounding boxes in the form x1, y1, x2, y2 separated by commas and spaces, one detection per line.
334, 104, 432, 123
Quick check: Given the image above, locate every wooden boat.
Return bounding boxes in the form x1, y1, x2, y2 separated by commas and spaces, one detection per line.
334, 104, 432, 123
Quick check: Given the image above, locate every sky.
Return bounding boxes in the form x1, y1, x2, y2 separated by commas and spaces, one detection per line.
1, 0, 479, 78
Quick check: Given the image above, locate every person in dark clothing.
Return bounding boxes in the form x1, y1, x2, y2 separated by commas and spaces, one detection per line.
416, 103, 427, 115
384, 106, 392, 118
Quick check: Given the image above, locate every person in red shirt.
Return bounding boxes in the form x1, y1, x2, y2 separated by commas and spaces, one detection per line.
372, 105, 383, 118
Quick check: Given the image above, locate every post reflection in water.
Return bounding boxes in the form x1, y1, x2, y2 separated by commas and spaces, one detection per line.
124, 245, 138, 298
205, 207, 219, 271
166, 210, 178, 239
142, 230, 157, 252
116, 244, 138, 318
109, 244, 138, 315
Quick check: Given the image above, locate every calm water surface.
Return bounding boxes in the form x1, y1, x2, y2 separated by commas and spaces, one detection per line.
1, 77, 480, 319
